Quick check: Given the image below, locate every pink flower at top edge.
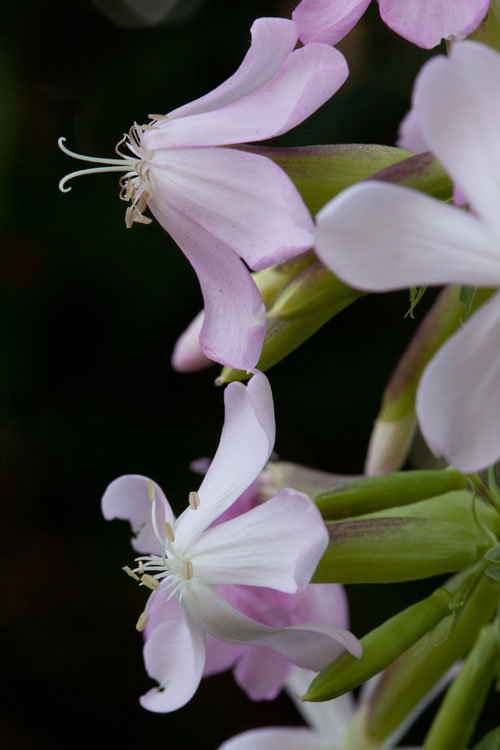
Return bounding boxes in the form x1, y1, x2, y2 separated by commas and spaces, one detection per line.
59, 17, 349, 371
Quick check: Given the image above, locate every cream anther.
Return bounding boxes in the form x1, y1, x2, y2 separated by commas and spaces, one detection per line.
123, 565, 140, 581
148, 479, 155, 501
142, 574, 161, 590
183, 561, 194, 580
138, 560, 145, 574
189, 491, 200, 510
136, 611, 150, 632
164, 521, 175, 542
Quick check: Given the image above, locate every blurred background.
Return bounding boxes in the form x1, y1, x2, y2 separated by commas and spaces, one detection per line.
1, 1, 487, 747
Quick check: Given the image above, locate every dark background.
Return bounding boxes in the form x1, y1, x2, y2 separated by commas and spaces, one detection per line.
1, 1, 485, 747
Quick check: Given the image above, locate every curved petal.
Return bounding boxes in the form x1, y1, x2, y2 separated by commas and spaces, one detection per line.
174, 371, 275, 549
413, 41, 500, 236
140, 600, 206, 712
291, 584, 349, 630
183, 583, 362, 671
219, 727, 326, 750
203, 635, 245, 677
397, 109, 427, 153
315, 182, 500, 291
148, 197, 266, 370
143, 44, 348, 148
234, 646, 293, 700
171, 310, 213, 372
417, 291, 500, 473
148, 147, 314, 271
166, 18, 299, 120
292, 0, 370, 45
101, 474, 174, 555
187, 489, 328, 592
379, 0, 489, 48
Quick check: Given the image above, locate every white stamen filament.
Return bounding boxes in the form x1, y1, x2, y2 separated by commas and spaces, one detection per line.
189, 491, 200, 509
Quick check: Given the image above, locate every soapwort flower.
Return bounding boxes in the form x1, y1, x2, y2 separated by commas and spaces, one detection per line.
292, 0, 489, 49
315, 41, 500, 473
58, 17, 348, 370
102, 372, 360, 711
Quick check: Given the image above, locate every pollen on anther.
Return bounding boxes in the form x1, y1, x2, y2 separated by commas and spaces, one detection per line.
148, 479, 155, 501
136, 611, 150, 632
142, 574, 161, 590
189, 491, 200, 510
123, 565, 140, 581
138, 560, 145, 574
184, 561, 194, 580
164, 521, 175, 542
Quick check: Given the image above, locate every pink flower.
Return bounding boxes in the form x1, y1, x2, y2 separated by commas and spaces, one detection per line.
314, 41, 500, 473
59, 17, 348, 370
292, 0, 489, 49
102, 372, 360, 711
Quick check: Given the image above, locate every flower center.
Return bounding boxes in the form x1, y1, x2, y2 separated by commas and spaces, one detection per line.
57, 121, 159, 228
122, 481, 201, 631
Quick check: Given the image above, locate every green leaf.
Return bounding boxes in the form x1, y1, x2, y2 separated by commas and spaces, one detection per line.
460, 286, 477, 318
485, 567, 500, 581
484, 545, 500, 563
405, 286, 427, 319
473, 727, 500, 750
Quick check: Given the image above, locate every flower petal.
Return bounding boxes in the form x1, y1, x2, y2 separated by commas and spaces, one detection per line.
219, 727, 327, 750
203, 635, 245, 677
315, 182, 500, 291
166, 18, 299, 120
187, 489, 327, 592
101, 474, 174, 555
292, 0, 370, 45
417, 291, 500, 472
413, 41, 500, 235
148, 147, 314, 271
379, 0, 489, 48
171, 310, 213, 372
143, 43, 348, 148
234, 646, 293, 700
140, 596, 206, 712
149, 197, 266, 370
183, 583, 362, 671
174, 372, 275, 548
397, 108, 427, 153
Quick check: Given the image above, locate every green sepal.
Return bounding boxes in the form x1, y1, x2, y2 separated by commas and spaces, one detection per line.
470, 0, 500, 52
484, 545, 500, 563
366, 573, 500, 742
486, 567, 500, 582
242, 145, 452, 214
313, 516, 485, 584
424, 622, 500, 750
473, 727, 500, 750
251, 251, 317, 310
312, 468, 466, 521
302, 568, 478, 703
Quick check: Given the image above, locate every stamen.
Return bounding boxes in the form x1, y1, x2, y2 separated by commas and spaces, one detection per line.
59, 166, 133, 193
183, 561, 194, 580
164, 521, 175, 542
136, 611, 150, 632
148, 479, 155, 501
58, 137, 136, 167
142, 574, 161, 590
122, 565, 140, 581
189, 491, 200, 510
138, 560, 145, 574
148, 114, 169, 120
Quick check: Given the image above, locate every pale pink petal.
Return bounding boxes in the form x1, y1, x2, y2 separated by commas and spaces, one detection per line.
315, 182, 500, 291
413, 41, 500, 235
101, 474, 174, 554
417, 291, 500, 473
184, 583, 362, 670
379, 0, 489, 48
293, 0, 371, 45
171, 310, 213, 372
148, 197, 266, 370
397, 108, 427, 153
140, 596, 206, 712
286, 668, 356, 739
188, 489, 327, 592
143, 43, 348, 148
234, 647, 293, 700
174, 372, 275, 549
148, 147, 314, 271
292, 584, 349, 630
166, 18, 299, 120
219, 727, 326, 750
214, 480, 259, 526
203, 636, 245, 677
